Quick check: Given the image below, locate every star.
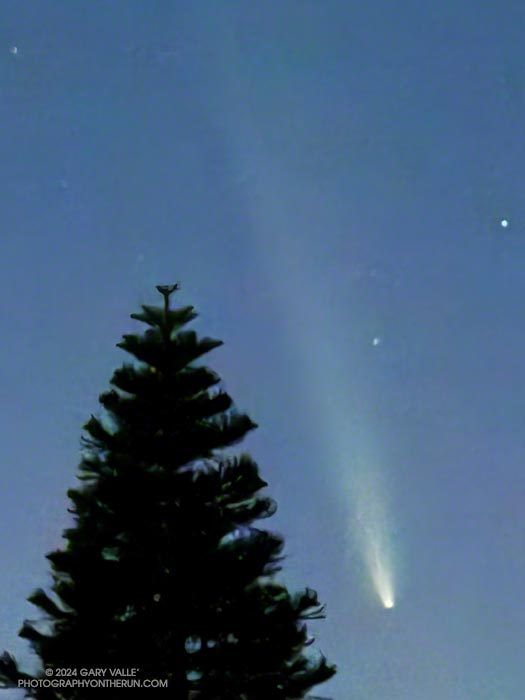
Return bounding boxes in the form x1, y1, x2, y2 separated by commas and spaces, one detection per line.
500, 219, 509, 228
10, 46, 18, 56
372, 337, 381, 347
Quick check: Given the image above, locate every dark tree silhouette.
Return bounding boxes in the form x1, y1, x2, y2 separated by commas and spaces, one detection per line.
0, 284, 336, 699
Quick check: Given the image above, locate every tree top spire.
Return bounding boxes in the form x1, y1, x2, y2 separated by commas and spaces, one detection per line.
156, 283, 180, 313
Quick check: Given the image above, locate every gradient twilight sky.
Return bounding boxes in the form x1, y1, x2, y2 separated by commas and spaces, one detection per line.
1, 2, 525, 698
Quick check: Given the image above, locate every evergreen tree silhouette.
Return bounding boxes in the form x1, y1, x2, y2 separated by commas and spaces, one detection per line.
0, 284, 336, 699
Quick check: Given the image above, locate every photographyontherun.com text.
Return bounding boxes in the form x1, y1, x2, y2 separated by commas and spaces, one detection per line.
18, 668, 168, 690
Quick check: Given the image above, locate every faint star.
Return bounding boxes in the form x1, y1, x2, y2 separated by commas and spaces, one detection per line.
500, 219, 509, 228
10, 46, 18, 56
372, 337, 381, 346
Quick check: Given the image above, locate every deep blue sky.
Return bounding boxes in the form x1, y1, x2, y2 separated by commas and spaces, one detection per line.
2, 2, 525, 698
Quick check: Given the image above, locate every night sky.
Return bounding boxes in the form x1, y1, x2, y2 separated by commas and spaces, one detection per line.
2, 2, 525, 698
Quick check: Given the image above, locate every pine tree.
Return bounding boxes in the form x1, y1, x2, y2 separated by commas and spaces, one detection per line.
0, 284, 336, 699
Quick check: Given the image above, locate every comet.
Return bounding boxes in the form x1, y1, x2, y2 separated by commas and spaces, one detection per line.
352, 467, 396, 611
203, 25, 400, 614
365, 530, 395, 610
